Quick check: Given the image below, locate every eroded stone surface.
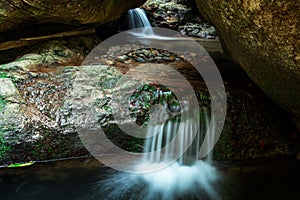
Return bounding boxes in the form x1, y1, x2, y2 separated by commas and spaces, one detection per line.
196, 0, 300, 127
0, 0, 146, 32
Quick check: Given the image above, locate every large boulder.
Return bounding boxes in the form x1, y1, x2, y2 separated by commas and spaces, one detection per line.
196, 0, 300, 126
0, 36, 102, 165
0, 0, 146, 32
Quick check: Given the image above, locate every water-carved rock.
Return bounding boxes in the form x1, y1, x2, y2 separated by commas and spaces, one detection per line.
0, 0, 146, 32
196, 0, 300, 127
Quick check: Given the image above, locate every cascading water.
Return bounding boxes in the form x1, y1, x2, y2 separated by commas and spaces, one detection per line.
133, 93, 220, 200
128, 8, 154, 35
87, 8, 222, 200
88, 95, 221, 200
142, 99, 209, 166
127, 8, 192, 41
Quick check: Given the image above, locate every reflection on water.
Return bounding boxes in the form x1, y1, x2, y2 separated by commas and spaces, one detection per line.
0, 158, 299, 200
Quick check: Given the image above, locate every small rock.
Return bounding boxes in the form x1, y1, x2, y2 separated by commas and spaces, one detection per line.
124, 60, 134, 64
168, 55, 175, 61
152, 50, 160, 55
162, 56, 170, 61
116, 55, 128, 62
136, 57, 146, 63
106, 60, 115, 65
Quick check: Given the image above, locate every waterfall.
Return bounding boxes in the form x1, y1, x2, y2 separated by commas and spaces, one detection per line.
143, 101, 212, 166
136, 100, 220, 199
128, 8, 154, 35
120, 8, 220, 199
126, 8, 216, 166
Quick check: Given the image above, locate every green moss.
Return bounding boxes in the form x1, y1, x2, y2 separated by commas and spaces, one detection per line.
129, 83, 179, 125
0, 71, 8, 78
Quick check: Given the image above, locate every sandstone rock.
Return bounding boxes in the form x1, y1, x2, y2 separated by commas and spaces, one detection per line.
0, 36, 100, 165
0, 0, 146, 32
196, 0, 300, 126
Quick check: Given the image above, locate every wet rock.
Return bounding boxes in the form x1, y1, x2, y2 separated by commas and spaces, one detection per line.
196, 0, 300, 129
136, 57, 146, 63
0, 36, 100, 165
99, 44, 184, 65
116, 55, 128, 62
143, 0, 216, 39
179, 24, 216, 38
143, 0, 191, 30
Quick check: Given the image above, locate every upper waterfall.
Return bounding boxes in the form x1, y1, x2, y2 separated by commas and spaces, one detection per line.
128, 8, 154, 35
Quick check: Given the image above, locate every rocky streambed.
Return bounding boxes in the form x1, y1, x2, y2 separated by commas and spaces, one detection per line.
0, 0, 299, 167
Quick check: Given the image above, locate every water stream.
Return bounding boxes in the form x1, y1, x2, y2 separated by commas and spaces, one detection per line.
123, 8, 222, 199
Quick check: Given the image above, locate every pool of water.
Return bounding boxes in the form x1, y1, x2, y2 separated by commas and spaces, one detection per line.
0, 158, 299, 200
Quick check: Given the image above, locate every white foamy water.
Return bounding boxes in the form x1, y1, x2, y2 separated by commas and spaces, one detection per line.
142, 101, 202, 166
129, 100, 221, 199
136, 160, 220, 200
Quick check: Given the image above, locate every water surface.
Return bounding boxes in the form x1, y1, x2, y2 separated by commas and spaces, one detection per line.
0, 158, 299, 200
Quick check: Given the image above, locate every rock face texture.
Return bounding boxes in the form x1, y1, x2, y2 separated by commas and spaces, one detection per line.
0, 0, 146, 32
0, 36, 101, 165
0, 38, 296, 165
142, 0, 217, 39
196, 0, 300, 122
